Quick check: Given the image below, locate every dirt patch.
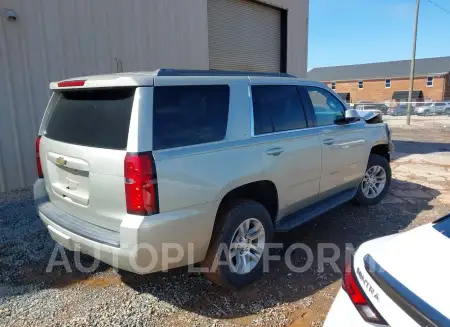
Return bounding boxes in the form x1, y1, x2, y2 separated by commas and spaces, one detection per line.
287, 281, 340, 327
74, 275, 123, 288
17, 263, 120, 289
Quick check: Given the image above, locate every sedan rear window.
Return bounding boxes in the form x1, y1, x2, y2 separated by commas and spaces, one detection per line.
434, 214, 450, 239
45, 88, 135, 150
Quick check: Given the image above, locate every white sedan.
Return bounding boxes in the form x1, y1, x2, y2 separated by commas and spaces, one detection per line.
324, 214, 450, 327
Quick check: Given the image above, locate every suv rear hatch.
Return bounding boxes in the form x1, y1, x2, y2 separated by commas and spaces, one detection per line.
40, 88, 135, 232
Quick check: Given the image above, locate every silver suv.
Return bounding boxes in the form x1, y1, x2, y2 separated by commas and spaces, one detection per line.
34, 69, 394, 288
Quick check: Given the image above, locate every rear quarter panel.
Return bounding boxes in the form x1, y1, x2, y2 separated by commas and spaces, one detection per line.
154, 140, 265, 212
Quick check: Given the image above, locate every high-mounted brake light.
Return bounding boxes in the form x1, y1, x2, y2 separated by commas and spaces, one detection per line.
124, 152, 159, 216
342, 257, 387, 325
36, 136, 43, 178
57, 80, 86, 87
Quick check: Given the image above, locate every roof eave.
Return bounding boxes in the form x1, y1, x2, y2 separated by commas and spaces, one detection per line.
320, 72, 449, 83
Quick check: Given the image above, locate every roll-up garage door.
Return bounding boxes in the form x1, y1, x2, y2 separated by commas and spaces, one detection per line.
208, 0, 282, 72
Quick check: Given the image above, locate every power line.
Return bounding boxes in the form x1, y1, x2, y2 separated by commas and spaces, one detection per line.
426, 0, 450, 15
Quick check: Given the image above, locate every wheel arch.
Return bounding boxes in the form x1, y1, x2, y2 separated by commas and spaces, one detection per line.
370, 143, 390, 162
214, 180, 279, 226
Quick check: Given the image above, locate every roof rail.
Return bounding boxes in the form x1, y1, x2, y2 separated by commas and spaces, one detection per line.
156, 69, 296, 78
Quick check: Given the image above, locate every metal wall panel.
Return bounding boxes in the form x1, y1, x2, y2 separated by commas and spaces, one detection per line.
209, 0, 310, 77
208, 0, 281, 72
0, 0, 308, 192
0, 0, 209, 192
262, 0, 309, 78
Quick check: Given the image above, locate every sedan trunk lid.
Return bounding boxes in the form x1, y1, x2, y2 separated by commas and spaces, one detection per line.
355, 219, 450, 324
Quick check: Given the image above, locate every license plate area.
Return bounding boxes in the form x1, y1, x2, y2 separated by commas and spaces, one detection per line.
47, 152, 90, 206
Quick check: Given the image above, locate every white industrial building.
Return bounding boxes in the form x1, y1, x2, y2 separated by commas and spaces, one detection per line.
0, 0, 309, 192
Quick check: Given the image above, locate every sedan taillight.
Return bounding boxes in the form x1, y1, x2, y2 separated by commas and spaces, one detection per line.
342, 256, 387, 325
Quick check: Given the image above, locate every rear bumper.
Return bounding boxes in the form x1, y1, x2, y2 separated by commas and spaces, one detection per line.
34, 179, 217, 274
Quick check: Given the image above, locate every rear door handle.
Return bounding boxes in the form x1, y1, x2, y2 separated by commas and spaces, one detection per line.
266, 147, 284, 156
323, 138, 335, 146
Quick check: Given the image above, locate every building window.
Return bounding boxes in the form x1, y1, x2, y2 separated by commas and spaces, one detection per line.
427, 76, 434, 87
358, 80, 364, 89
331, 81, 336, 90
385, 79, 391, 88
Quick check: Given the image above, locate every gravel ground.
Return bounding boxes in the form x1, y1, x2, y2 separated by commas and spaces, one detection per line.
1, 128, 449, 327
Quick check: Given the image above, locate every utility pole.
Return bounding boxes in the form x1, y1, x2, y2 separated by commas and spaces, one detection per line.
407, 0, 420, 125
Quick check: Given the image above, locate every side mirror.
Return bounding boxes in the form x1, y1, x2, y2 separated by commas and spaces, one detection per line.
335, 109, 360, 124
344, 109, 360, 123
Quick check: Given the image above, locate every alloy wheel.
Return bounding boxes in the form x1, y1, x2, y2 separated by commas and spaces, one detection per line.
361, 165, 387, 199
228, 218, 265, 274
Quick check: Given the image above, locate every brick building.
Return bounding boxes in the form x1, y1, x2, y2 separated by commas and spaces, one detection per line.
308, 56, 450, 104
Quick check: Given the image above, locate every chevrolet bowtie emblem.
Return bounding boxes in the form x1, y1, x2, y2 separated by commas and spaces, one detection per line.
56, 157, 67, 166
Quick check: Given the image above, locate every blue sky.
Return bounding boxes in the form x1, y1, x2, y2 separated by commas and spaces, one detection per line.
308, 0, 450, 70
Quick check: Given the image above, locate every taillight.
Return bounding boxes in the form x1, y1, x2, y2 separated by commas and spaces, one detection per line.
124, 152, 159, 215
343, 256, 387, 325
57, 80, 86, 87
36, 136, 43, 178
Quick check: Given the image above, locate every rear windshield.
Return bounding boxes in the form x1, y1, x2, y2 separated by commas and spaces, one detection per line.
45, 88, 135, 150
434, 214, 450, 239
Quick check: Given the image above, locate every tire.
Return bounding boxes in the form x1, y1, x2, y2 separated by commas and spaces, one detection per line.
202, 199, 274, 289
354, 154, 391, 205
423, 110, 430, 116
445, 108, 450, 116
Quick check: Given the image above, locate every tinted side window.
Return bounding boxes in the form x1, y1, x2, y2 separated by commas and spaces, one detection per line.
153, 85, 229, 150
252, 85, 307, 135
305, 87, 345, 126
